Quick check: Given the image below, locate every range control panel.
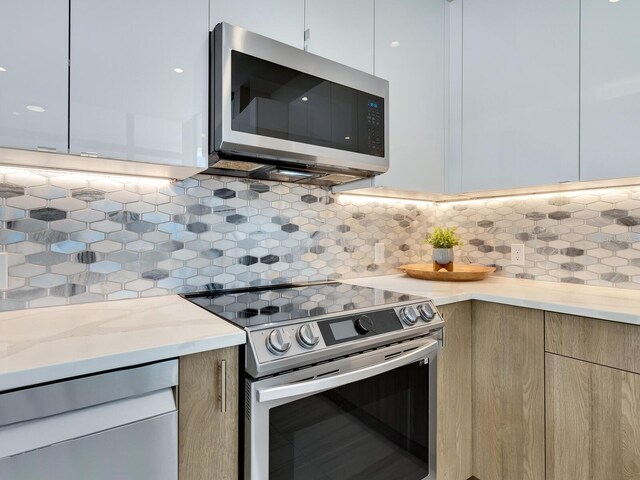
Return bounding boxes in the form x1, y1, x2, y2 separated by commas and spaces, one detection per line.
250, 301, 442, 367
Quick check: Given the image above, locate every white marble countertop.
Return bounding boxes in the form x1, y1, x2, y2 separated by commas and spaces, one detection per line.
0, 295, 245, 392
345, 274, 640, 325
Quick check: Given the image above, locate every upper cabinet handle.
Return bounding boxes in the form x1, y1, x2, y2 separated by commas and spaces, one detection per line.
36, 146, 57, 153
80, 151, 99, 158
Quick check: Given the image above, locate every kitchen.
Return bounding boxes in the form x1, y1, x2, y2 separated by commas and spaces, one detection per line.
0, 0, 639, 479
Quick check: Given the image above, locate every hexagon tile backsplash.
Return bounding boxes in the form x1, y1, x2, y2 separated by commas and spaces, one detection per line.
0, 169, 433, 311
3, 167, 640, 313
437, 188, 640, 290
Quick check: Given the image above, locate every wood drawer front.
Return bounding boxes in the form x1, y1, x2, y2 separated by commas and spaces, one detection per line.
546, 312, 640, 374
546, 353, 640, 480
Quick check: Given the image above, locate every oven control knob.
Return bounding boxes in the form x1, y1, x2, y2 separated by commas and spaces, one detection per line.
297, 324, 320, 349
399, 306, 419, 326
354, 315, 373, 335
418, 303, 436, 321
266, 328, 292, 355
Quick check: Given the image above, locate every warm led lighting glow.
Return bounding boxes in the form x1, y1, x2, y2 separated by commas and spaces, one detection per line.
0, 66, 6, 72
301, 96, 308, 102
173, 67, 184, 73
0, 165, 172, 186
390, 41, 400, 48
338, 194, 433, 206
437, 185, 640, 208
26, 105, 45, 113
610, 0, 620, 3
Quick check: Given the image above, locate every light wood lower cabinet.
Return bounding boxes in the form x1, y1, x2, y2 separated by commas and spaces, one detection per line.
437, 301, 473, 480
546, 353, 640, 480
178, 346, 239, 480
471, 301, 545, 480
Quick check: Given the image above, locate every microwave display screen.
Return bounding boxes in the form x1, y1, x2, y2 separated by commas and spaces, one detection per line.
230, 51, 385, 157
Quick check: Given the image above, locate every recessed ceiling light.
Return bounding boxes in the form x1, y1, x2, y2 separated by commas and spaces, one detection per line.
26, 105, 45, 113
344, 136, 351, 140
173, 67, 184, 73
301, 96, 308, 102
609, 0, 620, 3
0, 67, 6, 72
390, 41, 400, 48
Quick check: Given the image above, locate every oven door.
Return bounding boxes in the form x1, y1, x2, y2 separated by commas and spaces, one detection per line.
246, 335, 439, 480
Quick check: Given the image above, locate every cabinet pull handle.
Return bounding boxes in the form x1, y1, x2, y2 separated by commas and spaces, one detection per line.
219, 360, 227, 414
36, 146, 57, 153
80, 151, 99, 158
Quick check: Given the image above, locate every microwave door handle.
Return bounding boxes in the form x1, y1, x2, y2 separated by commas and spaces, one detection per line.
256, 338, 439, 404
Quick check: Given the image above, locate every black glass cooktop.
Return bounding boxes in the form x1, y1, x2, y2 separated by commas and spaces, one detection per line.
182, 281, 423, 328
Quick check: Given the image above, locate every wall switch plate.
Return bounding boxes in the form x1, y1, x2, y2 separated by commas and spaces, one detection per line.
374, 243, 385, 264
0, 253, 7, 290
511, 244, 525, 266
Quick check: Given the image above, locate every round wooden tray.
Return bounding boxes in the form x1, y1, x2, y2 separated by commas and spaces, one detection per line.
398, 263, 496, 282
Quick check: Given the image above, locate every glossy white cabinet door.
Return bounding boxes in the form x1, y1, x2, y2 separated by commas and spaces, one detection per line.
0, 0, 68, 153
460, 0, 579, 193
210, 0, 304, 48
581, 0, 640, 182
373, 0, 446, 193
70, 0, 208, 168
304, 0, 374, 74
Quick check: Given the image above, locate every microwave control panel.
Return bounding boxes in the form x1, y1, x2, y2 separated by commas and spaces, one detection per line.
365, 99, 385, 157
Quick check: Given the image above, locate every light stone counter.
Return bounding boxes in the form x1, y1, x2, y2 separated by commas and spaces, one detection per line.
344, 274, 640, 325
0, 295, 245, 391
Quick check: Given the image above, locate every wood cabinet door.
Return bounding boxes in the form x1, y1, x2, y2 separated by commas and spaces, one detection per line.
179, 347, 239, 480
546, 353, 640, 480
437, 301, 473, 480
472, 301, 545, 480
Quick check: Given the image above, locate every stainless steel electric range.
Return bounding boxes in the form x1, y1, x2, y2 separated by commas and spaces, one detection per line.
183, 281, 444, 480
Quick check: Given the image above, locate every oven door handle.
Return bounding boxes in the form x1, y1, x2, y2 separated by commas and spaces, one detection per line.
256, 338, 438, 404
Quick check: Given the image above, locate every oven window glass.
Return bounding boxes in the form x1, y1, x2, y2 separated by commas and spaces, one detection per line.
268, 363, 429, 480
230, 51, 385, 157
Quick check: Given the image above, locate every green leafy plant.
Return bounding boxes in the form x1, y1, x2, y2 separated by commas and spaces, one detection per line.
425, 226, 463, 249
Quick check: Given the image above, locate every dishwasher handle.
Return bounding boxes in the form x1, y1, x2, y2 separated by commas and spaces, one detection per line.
257, 338, 438, 404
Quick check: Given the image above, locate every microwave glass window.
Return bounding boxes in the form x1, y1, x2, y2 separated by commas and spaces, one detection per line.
268, 362, 429, 480
230, 51, 384, 157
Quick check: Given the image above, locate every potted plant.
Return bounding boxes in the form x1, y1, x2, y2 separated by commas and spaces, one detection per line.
425, 226, 463, 272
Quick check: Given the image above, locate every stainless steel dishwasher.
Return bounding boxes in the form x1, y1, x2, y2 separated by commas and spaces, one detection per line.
0, 359, 178, 480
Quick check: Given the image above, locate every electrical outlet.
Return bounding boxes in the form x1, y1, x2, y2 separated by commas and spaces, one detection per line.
511, 244, 525, 266
0, 253, 7, 290
374, 243, 385, 264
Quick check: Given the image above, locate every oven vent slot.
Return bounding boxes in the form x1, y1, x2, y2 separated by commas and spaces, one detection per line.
384, 345, 419, 361
315, 369, 340, 379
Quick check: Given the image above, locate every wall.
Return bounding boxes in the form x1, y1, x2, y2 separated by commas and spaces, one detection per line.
0, 167, 434, 312
3, 165, 640, 314
438, 187, 640, 289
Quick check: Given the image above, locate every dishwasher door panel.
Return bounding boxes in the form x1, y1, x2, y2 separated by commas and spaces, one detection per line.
0, 410, 177, 480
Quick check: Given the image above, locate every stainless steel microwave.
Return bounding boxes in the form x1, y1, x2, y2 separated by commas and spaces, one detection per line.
207, 22, 389, 186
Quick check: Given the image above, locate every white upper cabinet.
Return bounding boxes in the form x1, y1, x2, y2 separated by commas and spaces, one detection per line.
0, 0, 69, 153
210, 0, 304, 48
304, 0, 374, 74
458, 0, 580, 193
580, 0, 640, 182
69, 0, 208, 169
373, 0, 446, 194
